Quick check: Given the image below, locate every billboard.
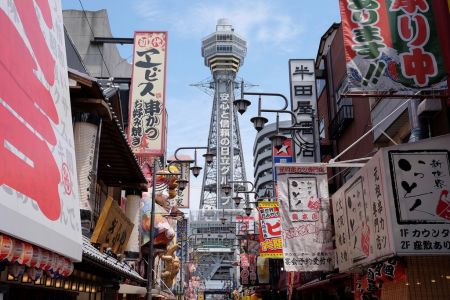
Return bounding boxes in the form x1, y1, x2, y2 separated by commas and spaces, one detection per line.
0, 0, 82, 261
129, 32, 168, 156
257, 201, 283, 258
332, 134, 450, 271
276, 164, 334, 272
339, 0, 447, 91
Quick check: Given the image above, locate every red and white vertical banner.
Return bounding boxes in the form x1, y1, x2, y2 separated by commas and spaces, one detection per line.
276, 164, 334, 272
129, 32, 168, 156
339, 0, 447, 91
0, 0, 82, 261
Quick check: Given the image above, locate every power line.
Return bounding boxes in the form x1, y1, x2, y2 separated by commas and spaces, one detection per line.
77, 0, 112, 77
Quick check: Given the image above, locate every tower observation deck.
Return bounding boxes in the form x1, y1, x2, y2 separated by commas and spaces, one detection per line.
200, 19, 248, 210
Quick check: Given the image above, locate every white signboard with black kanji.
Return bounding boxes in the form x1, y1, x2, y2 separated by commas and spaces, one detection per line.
289, 59, 320, 163
384, 135, 450, 254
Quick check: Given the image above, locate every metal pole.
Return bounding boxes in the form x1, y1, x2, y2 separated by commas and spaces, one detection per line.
146, 158, 158, 300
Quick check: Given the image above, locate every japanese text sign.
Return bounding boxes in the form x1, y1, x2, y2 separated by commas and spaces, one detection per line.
384, 134, 450, 255
0, 0, 82, 261
289, 59, 320, 163
339, 0, 447, 91
332, 151, 393, 271
129, 32, 167, 155
257, 201, 283, 258
91, 196, 134, 255
332, 134, 450, 271
169, 159, 191, 208
276, 164, 334, 272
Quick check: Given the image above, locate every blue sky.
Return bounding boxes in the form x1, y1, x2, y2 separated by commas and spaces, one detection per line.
62, 0, 341, 209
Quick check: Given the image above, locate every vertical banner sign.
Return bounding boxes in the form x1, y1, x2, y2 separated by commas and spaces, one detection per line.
257, 201, 283, 258
168, 158, 191, 208
0, 0, 82, 261
289, 59, 320, 163
276, 164, 334, 272
240, 253, 258, 286
129, 32, 167, 155
339, 0, 447, 91
332, 151, 393, 272
273, 138, 293, 181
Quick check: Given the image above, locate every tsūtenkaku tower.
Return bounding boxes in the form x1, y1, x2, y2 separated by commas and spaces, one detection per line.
200, 19, 248, 210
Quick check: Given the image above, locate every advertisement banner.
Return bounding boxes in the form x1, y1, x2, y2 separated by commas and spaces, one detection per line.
0, 0, 82, 261
129, 32, 168, 155
332, 151, 394, 271
276, 164, 334, 272
257, 201, 283, 258
339, 0, 447, 91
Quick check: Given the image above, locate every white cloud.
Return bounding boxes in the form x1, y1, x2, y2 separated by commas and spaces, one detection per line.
133, 0, 303, 51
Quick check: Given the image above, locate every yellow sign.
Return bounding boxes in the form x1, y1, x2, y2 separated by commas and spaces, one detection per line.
91, 196, 134, 254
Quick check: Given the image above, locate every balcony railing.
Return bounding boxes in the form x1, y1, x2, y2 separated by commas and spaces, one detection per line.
329, 105, 354, 139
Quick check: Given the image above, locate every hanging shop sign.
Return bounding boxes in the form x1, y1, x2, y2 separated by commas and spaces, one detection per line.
0, 0, 82, 261
91, 196, 134, 254
257, 201, 283, 258
354, 258, 407, 300
129, 31, 168, 156
240, 253, 258, 286
168, 157, 191, 208
273, 138, 293, 181
276, 164, 334, 272
236, 215, 256, 235
332, 134, 450, 271
339, 0, 447, 91
288, 59, 320, 163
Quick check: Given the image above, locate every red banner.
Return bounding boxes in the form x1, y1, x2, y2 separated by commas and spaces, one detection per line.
340, 0, 447, 91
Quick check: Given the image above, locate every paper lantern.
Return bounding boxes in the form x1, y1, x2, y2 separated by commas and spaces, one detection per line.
18, 242, 33, 266
0, 234, 13, 261
29, 247, 42, 268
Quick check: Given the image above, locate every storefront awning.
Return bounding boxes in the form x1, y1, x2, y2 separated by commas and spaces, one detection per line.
69, 68, 147, 191
118, 284, 147, 296
81, 237, 145, 283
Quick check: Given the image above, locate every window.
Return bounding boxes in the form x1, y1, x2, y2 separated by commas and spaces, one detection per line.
335, 76, 352, 108
319, 117, 326, 140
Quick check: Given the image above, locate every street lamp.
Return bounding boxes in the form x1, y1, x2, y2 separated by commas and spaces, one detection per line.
174, 146, 215, 178
236, 85, 322, 164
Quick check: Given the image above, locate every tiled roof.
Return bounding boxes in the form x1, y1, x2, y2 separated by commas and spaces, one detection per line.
81, 237, 145, 283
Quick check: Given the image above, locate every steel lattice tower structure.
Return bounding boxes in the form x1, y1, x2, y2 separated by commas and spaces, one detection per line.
200, 19, 248, 210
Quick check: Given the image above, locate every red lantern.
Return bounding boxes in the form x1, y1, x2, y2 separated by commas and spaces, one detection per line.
0, 234, 13, 261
